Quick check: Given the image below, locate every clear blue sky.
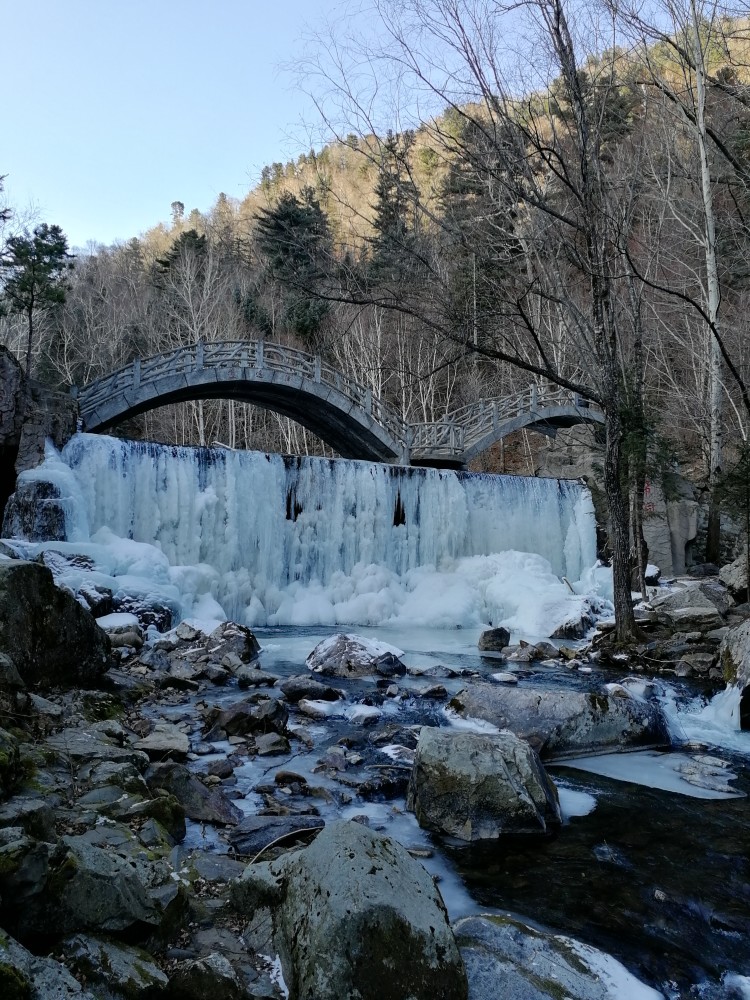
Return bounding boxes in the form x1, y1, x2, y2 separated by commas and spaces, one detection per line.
4, 0, 343, 250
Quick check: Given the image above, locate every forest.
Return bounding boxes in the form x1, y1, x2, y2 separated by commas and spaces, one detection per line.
2, 0, 750, 640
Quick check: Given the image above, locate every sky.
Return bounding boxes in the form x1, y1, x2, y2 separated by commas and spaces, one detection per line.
3, 0, 344, 250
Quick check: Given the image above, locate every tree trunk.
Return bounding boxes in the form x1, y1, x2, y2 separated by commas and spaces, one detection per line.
604, 406, 637, 642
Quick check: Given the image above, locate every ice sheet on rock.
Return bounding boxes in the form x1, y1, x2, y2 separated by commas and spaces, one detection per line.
660, 685, 750, 756
560, 749, 743, 799
553, 935, 665, 999
95, 612, 140, 629
441, 707, 501, 735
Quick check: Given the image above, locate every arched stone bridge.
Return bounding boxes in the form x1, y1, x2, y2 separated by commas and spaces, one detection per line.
76, 340, 604, 467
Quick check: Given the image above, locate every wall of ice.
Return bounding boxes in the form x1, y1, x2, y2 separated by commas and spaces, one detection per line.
12, 434, 604, 633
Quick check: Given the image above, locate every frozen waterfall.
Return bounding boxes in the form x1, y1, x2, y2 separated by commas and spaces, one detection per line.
13, 434, 605, 633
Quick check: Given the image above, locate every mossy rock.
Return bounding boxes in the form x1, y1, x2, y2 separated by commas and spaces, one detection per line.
0, 962, 31, 1000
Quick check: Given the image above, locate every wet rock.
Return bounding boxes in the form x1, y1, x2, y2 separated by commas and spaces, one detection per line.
255, 732, 291, 756
454, 913, 652, 1000
478, 627, 511, 653
83, 760, 149, 796
207, 697, 289, 738
64, 933, 169, 996
235, 666, 280, 689
306, 633, 406, 678
0, 729, 21, 799
166, 952, 244, 1000
279, 674, 342, 703
450, 681, 669, 758
229, 814, 325, 857
2, 479, 69, 541
133, 722, 190, 762
146, 762, 242, 825
0, 561, 111, 688
407, 728, 560, 841
231, 820, 467, 1000
656, 606, 724, 632
533, 641, 561, 659
208, 621, 261, 663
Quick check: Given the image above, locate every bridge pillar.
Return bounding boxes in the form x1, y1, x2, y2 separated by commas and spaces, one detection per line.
256, 340, 264, 370
132, 358, 141, 391
195, 340, 204, 370
314, 355, 321, 383
364, 388, 372, 415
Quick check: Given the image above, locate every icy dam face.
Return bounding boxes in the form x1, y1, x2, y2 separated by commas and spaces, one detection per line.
28, 434, 604, 632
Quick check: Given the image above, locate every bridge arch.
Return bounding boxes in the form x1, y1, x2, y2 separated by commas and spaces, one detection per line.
77, 341, 408, 464
77, 343, 604, 467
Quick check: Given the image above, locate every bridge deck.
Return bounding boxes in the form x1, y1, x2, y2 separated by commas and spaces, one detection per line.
77, 341, 604, 467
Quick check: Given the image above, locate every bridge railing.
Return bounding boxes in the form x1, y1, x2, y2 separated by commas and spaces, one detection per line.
79, 340, 410, 447
410, 385, 601, 458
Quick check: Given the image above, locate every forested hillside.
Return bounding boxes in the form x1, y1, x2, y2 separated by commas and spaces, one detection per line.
2, 1, 749, 614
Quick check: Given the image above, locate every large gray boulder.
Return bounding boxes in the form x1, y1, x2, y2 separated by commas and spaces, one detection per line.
0, 560, 110, 688
306, 633, 406, 678
450, 682, 669, 759
2, 834, 160, 940
63, 933, 169, 997
231, 820, 468, 1000
407, 728, 560, 841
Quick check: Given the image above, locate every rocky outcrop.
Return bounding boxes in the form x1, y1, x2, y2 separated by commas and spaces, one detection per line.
407, 728, 560, 840
0, 927, 98, 1000
306, 633, 406, 678
719, 620, 750, 691
720, 553, 749, 602
231, 820, 468, 1000
0, 561, 110, 688
450, 681, 669, 758
63, 933, 169, 997
1, 479, 69, 541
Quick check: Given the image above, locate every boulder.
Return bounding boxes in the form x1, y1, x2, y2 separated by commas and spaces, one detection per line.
478, 627, 511, 653
146, 762, 242, 825
0, 561, 111, 688
166, 953, 244, 1000
206, 697, 288, 738
0, 797, 55, 842
279, 674, 342, 703
651, 583, 722, 615
306, 633, 406, 678
656, 606, 724, 632
208, 621, 261, 662
46, 727, 150, 771
0, 654, 24, 691
407, 728, 561, 840
64, 933, 169, 997
2, 834, 160, 941
719, 619, 750, 691
454, 914, 659, 1000
133, 722, 189, 762
450, 682, 669, 758
0, 928, 98, 1000
1, 479, 69, 541
720, 553, 750, 601
231, 820, 467, 1000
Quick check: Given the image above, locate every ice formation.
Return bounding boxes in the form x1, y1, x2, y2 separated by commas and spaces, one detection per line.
9, 433, 606, 634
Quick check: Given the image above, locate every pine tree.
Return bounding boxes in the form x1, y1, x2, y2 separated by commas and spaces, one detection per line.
0, 223, 73, 378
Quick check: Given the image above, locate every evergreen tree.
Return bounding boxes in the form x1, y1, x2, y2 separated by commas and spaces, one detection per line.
254, 188, 332, 343
368, 130, 421, 281
0, 223, 73, 378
